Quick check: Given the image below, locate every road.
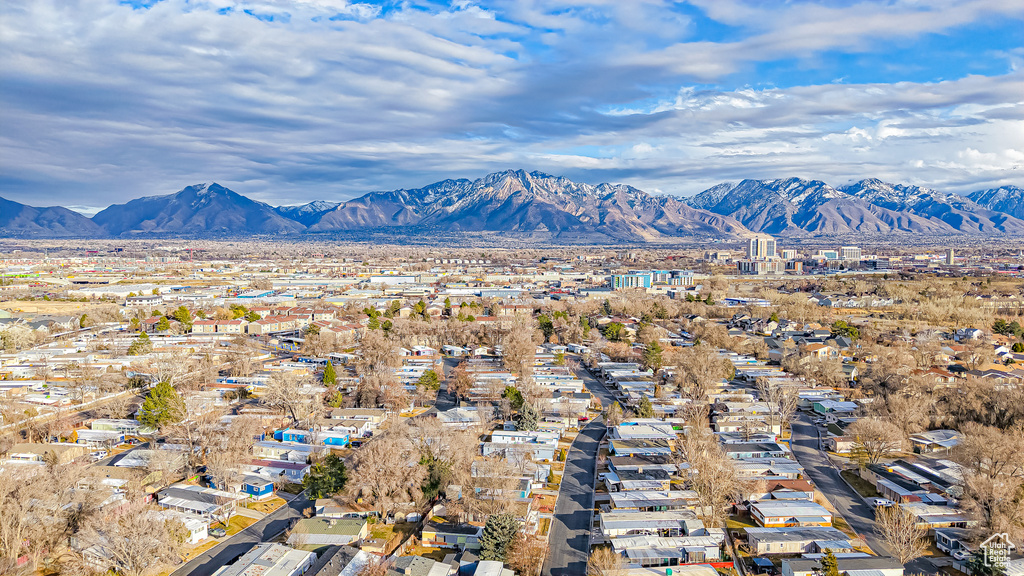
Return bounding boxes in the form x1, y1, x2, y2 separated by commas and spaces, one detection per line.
542, 365, 616, 576
788, 413, 892, 556
170, 491, 312, 576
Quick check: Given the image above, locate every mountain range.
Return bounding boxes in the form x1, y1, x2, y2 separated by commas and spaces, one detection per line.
1, 170, 1021, 241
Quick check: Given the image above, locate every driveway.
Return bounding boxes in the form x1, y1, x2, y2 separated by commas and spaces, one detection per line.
542, 365, 616, 576
788, 413, 893, 557
170, 491, 312, 576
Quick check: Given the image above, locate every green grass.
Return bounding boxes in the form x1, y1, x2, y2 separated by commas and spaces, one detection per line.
840, 469, 880, 498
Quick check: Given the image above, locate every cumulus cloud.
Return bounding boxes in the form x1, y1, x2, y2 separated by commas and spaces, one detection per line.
0, 0, 1021, 207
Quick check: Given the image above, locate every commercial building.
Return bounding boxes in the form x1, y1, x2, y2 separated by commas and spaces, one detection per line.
747, 236, 777, 259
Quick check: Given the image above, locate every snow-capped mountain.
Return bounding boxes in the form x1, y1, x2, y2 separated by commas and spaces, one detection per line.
309, 170, 748, 241
968, 185, 1024, 220
3, 172, 1022, 239
92, 183, 306, 236
275, 200, 342, 226
687, 177, 1024, 236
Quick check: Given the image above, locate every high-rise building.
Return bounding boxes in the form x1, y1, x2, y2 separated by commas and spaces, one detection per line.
747, 236, 777, 260
840, 246, 862, 261
946, 248, 955, 266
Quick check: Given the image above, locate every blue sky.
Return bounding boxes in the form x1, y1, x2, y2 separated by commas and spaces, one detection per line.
1, 0, 1022, 210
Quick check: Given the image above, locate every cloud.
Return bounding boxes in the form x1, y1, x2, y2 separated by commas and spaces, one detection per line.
0, 0, 1021, 207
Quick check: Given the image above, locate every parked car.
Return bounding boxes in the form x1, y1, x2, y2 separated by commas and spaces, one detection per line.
209, 527, 226, 538
872, 498, 895, 508
952, 550, 970, 560
90, 450, 108, 460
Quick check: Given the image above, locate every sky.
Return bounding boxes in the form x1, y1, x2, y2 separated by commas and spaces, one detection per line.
1, 0, 1023, 211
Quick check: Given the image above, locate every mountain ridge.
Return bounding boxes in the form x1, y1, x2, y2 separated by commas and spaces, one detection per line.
2, 172, 1021, 240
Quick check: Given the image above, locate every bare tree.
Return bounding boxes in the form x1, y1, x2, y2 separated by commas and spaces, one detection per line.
588, 546, 625, 575
67, 501, 188, 576
448, 364, 474, 404
875, 506, 928, 564
667, 344, 732, 402
507, 535, 548, 576
260, 371, 312, 422
847, 418, 904, 465
345, 423, 426, 518
501, 314, 540, 377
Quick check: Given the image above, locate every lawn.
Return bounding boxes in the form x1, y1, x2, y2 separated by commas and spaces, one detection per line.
212, 514, 258, 537
277, 483, 304, 495
840, 470, 880, 498
247, 496, 287, 514
183, 539, 220, 561
726, 514, 756, 531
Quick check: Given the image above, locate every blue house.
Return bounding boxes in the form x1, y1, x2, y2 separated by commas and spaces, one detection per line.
278, 428, 350, 447
242, 476, 275, 499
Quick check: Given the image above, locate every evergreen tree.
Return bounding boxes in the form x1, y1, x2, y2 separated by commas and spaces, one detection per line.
138, 381, 185, 429
171, 305, 193, 326
502, 386, 525, 411
516, 402, 539, 431
818, 548, 840, 576
302, 455, 348, 498
417, 369, 440, 390
538, 314, 555, 340
322, 361, 337, 386
636, 396, 654, 419
643, 341, 664, 371
769, 312, 780, 323
155, 317, 171, 332
128, 332, 153, 356
478, 512, 521, 562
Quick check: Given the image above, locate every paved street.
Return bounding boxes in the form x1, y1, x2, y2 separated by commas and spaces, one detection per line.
542, 365, 616, 576
788, 413, 892, 556
170, 492, 312, 576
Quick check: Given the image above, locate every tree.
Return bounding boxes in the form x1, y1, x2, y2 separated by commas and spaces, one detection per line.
322, 361, 336, 386
303, 455, 348, 498
127, 332, 153, 356
138, 381, 185, 429
817, 548, 840, 576
260, 372, 310, 422
875, 506, 928, 564
953, 423, 1024, 542
448, 365, 473, 403
155, 317, 171, 332
635, 396, 654, 419
605, 402, 623, 427
847, 418, 904, 465
479, 512, 520, 562
667, 344, 732, 402
502, 385, 525, 411
602, 322, 625, 342
642, 341, 664, 372
588, 546, 625, 575
417, 369, 440, 391
171, 306, 192, 327
507, 535, 547, 576
345, 424, 426, 518
516, 402, 539, 431
830, 320, 859, 340
502, 315, 539, 376
68, 500, 187, 576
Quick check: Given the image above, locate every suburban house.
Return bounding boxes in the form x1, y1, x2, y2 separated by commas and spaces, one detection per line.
213, 543, 317, 576
420, 521, 484, 550
750, 501, 833, 528
781, 556, 904, 576
286, 517, 368, 547
745, 527, 852, 555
